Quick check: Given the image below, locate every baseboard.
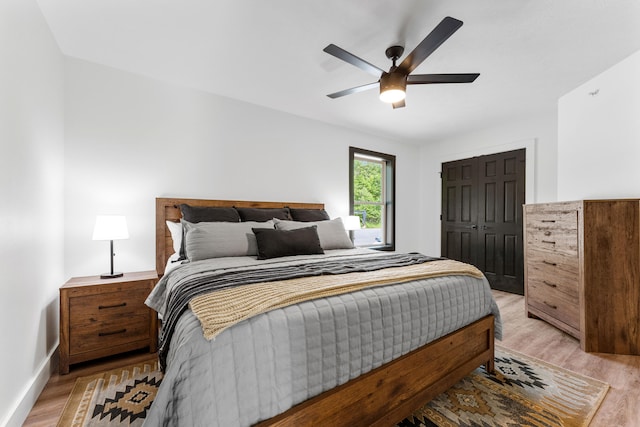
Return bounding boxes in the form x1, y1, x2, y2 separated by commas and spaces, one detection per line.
0, 346, 58, 427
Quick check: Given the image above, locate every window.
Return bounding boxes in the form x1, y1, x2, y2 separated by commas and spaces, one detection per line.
349, 147, 395, 250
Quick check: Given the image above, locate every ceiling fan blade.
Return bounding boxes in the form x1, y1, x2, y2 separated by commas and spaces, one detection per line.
398, 16, 463, 75
407, 73, 479, 84
327, 82, 379, 99
392, 99, 406, 109
323, 44, 384, 78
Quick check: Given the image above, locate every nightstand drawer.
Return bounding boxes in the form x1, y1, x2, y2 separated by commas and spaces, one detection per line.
70, 314, 150, 354
69, 287, 149, 326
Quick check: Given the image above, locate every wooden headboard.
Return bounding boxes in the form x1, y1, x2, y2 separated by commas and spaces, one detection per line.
155, 197, 325, 276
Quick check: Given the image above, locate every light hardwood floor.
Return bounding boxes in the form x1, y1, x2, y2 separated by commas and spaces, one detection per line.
23, 290, 640, 426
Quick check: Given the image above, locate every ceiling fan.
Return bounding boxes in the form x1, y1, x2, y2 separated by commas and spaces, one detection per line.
323, 16, 479, 109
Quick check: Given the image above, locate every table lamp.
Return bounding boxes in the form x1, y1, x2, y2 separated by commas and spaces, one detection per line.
342, 215, 361, 243
92, 215, 129, 279
342, 215, 362, 231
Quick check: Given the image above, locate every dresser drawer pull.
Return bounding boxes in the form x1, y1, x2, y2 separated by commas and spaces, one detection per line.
544, 231, 552, 236
542, 260, 557, 266
542, 240, 556, 244
98, 302, 127, 310
98, 329, 127, 337
541, 219, 556, 223
543, 280, 558, 288
543, 301, 558, 310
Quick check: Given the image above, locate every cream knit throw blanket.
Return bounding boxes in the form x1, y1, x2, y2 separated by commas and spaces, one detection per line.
189, 259, 484, 340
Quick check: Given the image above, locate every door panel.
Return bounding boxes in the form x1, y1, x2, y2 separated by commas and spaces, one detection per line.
441, 149, 525, 294
441, 158, 479, 267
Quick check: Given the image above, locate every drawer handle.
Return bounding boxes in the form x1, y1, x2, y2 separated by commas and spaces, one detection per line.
541, 220, 556, 223
543, 280, 557, 288
543, 301, 558, 310
542, 260, 557, 266
99, 329, 127, 337
544, 231, 552, 236
98, 302, 127, 310
541, 240, 556, 245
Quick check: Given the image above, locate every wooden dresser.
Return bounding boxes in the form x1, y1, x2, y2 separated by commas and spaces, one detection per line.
524, 199, 640, 355
59, 270, 158, 374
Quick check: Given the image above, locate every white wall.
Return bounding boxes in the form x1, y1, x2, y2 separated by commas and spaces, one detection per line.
558, 49, 640, 200
63, 58, 422, 278
0, 1, 64, 426
418, 113, 558, 256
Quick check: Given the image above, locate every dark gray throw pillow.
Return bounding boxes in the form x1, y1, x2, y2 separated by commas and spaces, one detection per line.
252, 226, 324, 260
237, 207, 292, 222
289, 208, 330, 222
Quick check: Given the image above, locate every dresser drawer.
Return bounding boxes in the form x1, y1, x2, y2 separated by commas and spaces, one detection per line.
526, 227, 578, 255
69, 314, 150, 354
69, 287, 150, 327
525, 209, 578, 255
527, 283, 580, 330
525, 208, 577, 230
525, 248, 579, 294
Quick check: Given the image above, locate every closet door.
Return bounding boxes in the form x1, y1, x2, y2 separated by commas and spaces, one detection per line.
441, 149, 525, 294
441, 157, 479, 267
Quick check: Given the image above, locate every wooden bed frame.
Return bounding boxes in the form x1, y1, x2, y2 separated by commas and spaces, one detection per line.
155, 197, 495, 427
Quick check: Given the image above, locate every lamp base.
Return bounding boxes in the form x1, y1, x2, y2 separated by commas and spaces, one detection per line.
100, 272, 124, 279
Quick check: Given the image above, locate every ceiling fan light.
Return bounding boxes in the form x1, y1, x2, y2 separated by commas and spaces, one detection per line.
379, 72, 407, 103
380, 89, 406, 103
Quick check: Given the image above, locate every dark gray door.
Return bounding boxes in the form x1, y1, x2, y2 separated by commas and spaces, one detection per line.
441, 149, 525, 294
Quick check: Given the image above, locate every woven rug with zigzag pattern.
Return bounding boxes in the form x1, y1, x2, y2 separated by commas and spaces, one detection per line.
56, 345, 608, 427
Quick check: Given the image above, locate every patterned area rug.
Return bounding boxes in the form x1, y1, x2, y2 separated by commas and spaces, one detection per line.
57, 359, 161, 427
57, 346, 608, 427
398, 346, 609, 427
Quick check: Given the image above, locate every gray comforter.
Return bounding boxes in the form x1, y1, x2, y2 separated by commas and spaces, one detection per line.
144, 249, 501, 427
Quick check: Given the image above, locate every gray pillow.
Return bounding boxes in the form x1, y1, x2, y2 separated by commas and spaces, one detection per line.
183, 220, 274, 261
273, 218, 354, 250
177, 204, 241, 260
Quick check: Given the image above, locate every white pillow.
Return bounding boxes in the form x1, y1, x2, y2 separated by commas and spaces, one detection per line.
166, 220, 182, 254
183, 220, 275, 261
273, 218, 354, 250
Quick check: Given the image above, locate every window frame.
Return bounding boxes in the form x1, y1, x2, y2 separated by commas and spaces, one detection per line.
349, 146, 396, 251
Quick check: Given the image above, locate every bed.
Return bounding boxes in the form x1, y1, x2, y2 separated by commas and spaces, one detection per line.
144, 197, 501, 427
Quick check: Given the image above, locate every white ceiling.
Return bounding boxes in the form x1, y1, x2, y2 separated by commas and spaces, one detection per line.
36, 0, 640, 144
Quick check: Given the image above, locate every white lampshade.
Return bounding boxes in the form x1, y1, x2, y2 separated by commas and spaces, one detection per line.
342, 215, 362, 231
92, 215, 129, 241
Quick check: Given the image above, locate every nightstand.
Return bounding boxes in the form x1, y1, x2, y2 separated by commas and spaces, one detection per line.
59, 270, 158, 374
